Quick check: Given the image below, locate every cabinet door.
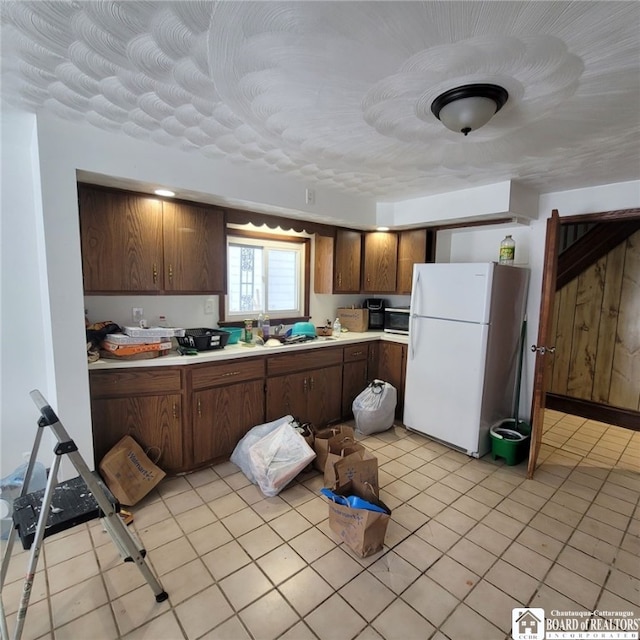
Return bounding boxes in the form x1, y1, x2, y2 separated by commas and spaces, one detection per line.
363, 232, 398, 293
308, 365, 343, 427
397, 229, 427, 294
79, 186, 163, 293
334, 229, 362, 293
266, 372, 309, 422
314, 235, 334, 294
342, 360, 368, 417
368, 342, 380, 381
91, 393, 183, 471
378, 342, 406, 418
162, 201, 225, 293
192, 380, 264, 466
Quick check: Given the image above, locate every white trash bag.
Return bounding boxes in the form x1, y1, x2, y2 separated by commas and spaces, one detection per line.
248, 422, 316, 497
230, 415, 294, 484
352, 379, 397, 435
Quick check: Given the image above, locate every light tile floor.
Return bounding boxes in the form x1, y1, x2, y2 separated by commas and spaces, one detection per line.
2, 410, 639, 640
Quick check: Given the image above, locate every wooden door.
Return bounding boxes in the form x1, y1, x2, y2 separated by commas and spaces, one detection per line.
397, 229, 427, 294
334, 229, 362, 293
79, 186, 163, 292
363, 232, 398, 292
378, 342, 406, 418
162, 201, 225, 293
192, 381, 264, 465
342, 360, 368, 417
91, 393, 183, 471
527, 210, 561, 478
368, 341, 379, 381
314, 234, 334, 294
265, 372, 310, 422
307, 365, 343, 426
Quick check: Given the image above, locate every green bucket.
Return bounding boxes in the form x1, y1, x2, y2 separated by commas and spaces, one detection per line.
490, 419, 531, 466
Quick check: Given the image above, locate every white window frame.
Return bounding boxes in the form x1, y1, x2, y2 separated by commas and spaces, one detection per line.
224, 232, 307, 322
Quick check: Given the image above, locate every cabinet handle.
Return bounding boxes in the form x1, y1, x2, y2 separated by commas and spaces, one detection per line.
367, 275, 370, 283
153, 263, 158, 283
303, 378, 308, 393
222, 371, 240, 378
173, 402, 178, 419
309, 376, 315, 390
352, 351, 363, 357
338, 273, 342, 286
197, 398, 202, 417
168, 264, 173, 282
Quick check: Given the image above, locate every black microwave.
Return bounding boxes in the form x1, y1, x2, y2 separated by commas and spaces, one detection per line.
384, 307, 410, 335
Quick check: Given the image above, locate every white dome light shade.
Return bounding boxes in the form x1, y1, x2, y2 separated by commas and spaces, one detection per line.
431, 84, 508, 136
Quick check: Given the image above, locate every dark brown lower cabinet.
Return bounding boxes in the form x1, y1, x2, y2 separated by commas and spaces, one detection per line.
192, 380, 264, 466
266, 365, 343, 427
89, 339, 408, 474
189, 358, 266, 467
89, 368, 185, 472
342, 344, 370, 417
377, 341, 407, 419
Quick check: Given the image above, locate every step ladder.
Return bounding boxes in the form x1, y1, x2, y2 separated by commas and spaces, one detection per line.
0, 390, 168, 640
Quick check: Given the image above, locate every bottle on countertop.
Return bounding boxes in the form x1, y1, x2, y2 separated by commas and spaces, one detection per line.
243, 319, 253, 343
332, 317, 342, 338
499, 235, 516, 265
257, 312, 264, 338
262, 315, 270, 340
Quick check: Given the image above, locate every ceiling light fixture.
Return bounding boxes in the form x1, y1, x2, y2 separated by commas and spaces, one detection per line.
154, 189, 175, 197
431, 84, 508, 136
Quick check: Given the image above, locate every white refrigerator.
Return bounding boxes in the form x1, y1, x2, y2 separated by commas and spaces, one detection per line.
403, 262, 529, 457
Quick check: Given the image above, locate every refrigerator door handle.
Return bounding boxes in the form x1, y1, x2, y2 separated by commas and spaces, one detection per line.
409, 270, 422, 360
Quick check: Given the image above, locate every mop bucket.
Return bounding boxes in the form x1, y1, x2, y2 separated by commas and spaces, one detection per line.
489, 420, 531, 466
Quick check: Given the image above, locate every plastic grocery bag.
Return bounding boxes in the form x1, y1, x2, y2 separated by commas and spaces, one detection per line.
248, 422, 316, 497
230, 415, 294, 484
352, 380, 397, 435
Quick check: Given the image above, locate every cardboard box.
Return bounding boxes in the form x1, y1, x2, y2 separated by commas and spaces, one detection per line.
337, 308, 369, 333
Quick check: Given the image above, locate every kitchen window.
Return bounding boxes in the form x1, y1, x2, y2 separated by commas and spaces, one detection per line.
224, 231, 309, 322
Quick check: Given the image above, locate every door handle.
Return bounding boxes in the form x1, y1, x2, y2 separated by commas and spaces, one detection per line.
530, 345, 556, 355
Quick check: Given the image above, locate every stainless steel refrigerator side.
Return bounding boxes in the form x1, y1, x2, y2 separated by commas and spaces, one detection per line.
476, 265, 530, 456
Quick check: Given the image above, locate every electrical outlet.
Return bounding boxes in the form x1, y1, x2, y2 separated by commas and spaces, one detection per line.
204, 298, 215, 314
305, 188, 315, 205
132, 307, 144, 325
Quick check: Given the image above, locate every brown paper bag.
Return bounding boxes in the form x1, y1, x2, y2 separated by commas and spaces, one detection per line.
99, 435, 166, 506
333, 448, 379, 492
313, 425, 355, 472
324, 480, 391, 557
324, 440, 378, 491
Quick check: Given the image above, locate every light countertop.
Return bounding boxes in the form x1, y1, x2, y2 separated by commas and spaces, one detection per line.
88, 331, 408, 370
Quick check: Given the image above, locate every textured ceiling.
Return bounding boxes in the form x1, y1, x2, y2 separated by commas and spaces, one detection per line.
1, 1, 639, 201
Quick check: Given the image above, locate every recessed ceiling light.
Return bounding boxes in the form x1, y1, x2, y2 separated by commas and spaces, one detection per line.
377, 226, 390, 231
154, 189, 175, 197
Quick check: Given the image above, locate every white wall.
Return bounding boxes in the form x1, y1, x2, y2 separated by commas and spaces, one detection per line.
0, 110, 54, 474
7, 106, 638, 470
436, 180, 640, 423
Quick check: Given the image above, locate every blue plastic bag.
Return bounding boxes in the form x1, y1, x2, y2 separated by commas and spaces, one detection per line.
320, 487, 389, 514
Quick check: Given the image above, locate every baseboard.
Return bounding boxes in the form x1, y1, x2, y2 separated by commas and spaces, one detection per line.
545, 394, 639, 431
